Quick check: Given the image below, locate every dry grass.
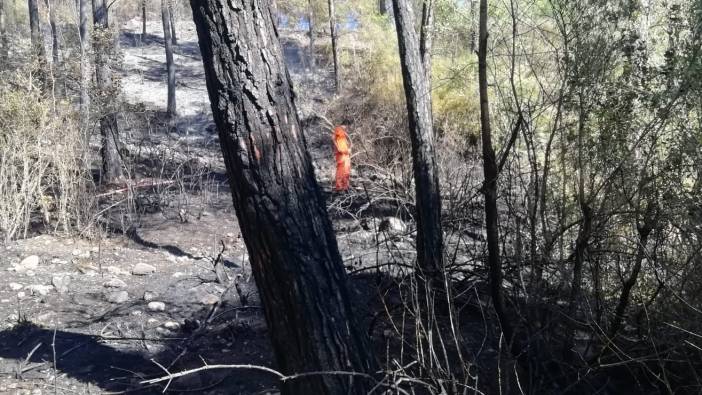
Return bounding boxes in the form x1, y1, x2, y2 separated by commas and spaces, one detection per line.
0, 66, 94, 242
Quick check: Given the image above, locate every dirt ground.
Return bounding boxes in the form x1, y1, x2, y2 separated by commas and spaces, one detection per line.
0, 16, 440, 395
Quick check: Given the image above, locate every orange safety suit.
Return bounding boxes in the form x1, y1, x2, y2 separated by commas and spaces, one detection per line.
333, 126, 351, 191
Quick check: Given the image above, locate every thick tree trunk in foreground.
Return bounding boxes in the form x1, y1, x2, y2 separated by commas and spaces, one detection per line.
93, 0, 123, 182
328, 0, 340, 91
478, 0, 514, 345
391, 0, 443, 282
189, 1, 377, 393
28, 0, 44, 60
161, 0, 176, 117
79, 0, 90, 137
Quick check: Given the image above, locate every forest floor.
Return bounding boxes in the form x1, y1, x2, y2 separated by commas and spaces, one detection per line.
0, 18, 454, 395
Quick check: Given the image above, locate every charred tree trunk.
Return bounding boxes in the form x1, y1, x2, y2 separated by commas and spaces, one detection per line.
142, 0, 147, 37
168, 0, 177, 45
419, 0, 433, 88
27, 0, 44, 60
563, 201, 591, 360
93, 0, 123, 183
45, 0, 59, 66
79, 0, 90, 137
307, 0, 315, 69
161, 0, 176, 117
609, 202, 657, 340
391, 0, 443, 283
0, 0, 7, 62
379, 0, 387, 15
563, 94, 591, 361
188, 1, 377, 393
469, 0, 477, 52
478, 0, 514, 345
327, 0, 340, 91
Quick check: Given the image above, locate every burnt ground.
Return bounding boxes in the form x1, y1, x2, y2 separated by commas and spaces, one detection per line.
0, 17, 491, 395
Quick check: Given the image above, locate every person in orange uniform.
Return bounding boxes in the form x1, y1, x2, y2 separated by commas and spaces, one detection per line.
333, 125, 351, 191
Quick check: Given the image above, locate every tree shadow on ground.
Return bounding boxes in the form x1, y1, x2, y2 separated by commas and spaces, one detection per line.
0, 299, 276, 393
0, 273, 411, 393
125, 226, 203, 260
121, 32, 204, 60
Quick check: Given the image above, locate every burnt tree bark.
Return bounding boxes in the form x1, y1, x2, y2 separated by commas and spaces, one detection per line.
161, 0, 176, 117
188, 1, 377, 394
419, 0, 434, 88
79, 0, 90, 136
0, 0, 7, 62
327, 0, 340, 91
45, 0, 59, 66
307, 0, 315, 69
142, 0, 146, 37
168, 0, 177, 45
609, 201, 657, 340
391, 0, 443, 283
563, 93, 592, 362
379, 0, 387, 15
93, 0, 123, 182
478, 0, 515, 345
27, 0, 44, 60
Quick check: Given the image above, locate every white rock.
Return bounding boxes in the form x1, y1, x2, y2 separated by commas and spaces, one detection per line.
106, 266, 131, 276
9, 283, 23, 291
163, 321, 180, 330
105, 290, 129, 303
148, 301, 166, 312
25, 270, 36, 277
143, 291, 157, 301
103, 278, 127, 288
51, 276, 71, 294
200, 293, 220, 305
190, 285, 221, 305
20, 255, 40, 270
72, 249, 90, 258
132, 263, 156, 275
17, 292, 25, 298
131, 310, 143, 316
155, 327, 173, 336
26, 284, 53, 296
171, 272, 185, 278
380, 217, 407, 234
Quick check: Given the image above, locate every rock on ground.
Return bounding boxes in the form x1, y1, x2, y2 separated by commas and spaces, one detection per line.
132, 262, 156, 275
105, 290, 129, 303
